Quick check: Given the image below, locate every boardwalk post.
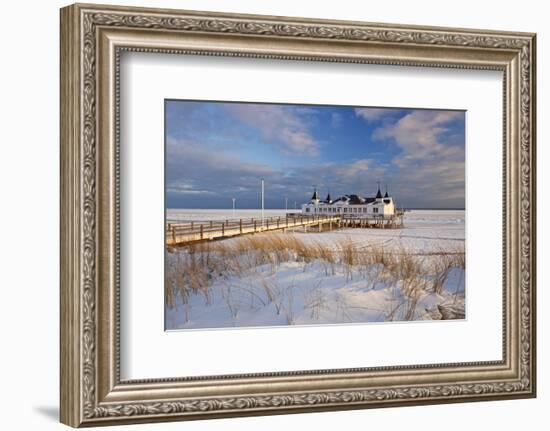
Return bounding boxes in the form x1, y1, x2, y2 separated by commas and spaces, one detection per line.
200, 224, 204, 240
210, 221, 213, 228
239, 219, 243, 234
190, 221, 194, 230
254, 220, 257, 232
172, 226, 176, 244
222, 222, 225, 236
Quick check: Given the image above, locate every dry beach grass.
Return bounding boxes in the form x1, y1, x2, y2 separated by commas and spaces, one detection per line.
165, 233, 465, 327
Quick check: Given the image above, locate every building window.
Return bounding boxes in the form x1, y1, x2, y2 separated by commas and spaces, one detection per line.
373, 207, 379, 213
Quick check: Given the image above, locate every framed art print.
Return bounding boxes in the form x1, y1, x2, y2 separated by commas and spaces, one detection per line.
164, 100, 466, 330
60, 3, 536, 427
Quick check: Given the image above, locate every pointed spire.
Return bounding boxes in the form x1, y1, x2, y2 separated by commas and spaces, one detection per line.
325, 189, 332, 204
311, 185, 319, 201
384, 184, 389, 198
376, 181, 383, 199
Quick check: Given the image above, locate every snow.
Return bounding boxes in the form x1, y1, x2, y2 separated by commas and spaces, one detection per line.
296, 210, 464, 253
165, 209, 465, 330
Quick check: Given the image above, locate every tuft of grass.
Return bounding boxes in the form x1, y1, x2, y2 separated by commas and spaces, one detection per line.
166, 233, 465, 324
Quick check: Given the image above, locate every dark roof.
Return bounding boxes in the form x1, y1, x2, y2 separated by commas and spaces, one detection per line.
331, 194, 376, 205
384, 191, 389, 198
325, 192, 332, 203
376, 188, 383, 199
348, 194, 364, 204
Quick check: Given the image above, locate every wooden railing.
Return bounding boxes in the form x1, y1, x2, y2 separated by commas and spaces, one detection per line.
166, 215, 340, 245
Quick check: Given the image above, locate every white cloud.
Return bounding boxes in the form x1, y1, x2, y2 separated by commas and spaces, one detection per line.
334, 159, 371, 179
330, 112, 342, 127
354, 107, 396, 123
373, 110, 463, 159
166, 137, 277, 194
280, 129, 317, 155
370, 110, 465, 207
224, 104, 319, 156
166, 187, 215, 195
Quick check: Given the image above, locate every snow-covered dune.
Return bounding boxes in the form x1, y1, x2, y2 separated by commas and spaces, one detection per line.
165, 210, 465, 330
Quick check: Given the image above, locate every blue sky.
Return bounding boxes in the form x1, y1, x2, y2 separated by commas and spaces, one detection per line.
165, 100, 465, 209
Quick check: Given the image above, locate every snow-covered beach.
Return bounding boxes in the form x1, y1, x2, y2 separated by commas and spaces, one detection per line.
165, 209, 465, 330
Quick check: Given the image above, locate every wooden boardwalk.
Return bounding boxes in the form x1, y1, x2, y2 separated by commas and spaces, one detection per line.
166, 212, 404, 246
166, 215, 340, 246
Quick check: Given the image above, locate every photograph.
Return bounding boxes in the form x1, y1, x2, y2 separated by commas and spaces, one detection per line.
164, 100, 466, 330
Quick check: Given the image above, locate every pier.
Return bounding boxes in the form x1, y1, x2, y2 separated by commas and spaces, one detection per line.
166, 211, 404, 246
166, 215, 340, 246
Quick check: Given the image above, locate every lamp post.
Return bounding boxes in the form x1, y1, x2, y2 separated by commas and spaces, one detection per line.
232, 197, 236, 219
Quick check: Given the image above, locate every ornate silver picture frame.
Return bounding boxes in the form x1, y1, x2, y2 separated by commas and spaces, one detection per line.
60, 3, 536, 427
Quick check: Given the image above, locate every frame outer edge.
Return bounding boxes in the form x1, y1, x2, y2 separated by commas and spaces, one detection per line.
59, 3, 537, 426
529, 34, 536, 397
60, 4, 83, 428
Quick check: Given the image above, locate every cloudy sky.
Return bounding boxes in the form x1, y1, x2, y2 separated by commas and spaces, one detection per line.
165, 100, 465, 209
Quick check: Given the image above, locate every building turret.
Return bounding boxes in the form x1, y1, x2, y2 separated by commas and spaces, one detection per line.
311, 187, 320, 204
325, 191, 332, 204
